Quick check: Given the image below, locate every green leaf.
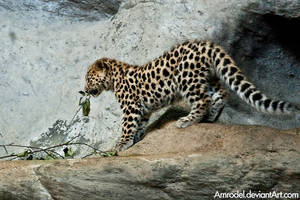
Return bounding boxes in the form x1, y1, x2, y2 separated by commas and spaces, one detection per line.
82, 98, 91, 116
64, 147, 74, 158
17, 150, 29, 157
78, 91, 86, 96
17, 150, 28, 158
102, 151, 118, 157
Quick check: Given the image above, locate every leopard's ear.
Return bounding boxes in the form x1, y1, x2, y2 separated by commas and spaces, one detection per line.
94, 58, 108, 70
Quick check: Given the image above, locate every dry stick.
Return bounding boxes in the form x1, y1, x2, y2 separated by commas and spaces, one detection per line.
58, 95, 90, 144
0, 154, 18, 160
70, 94, 90, 124
2, 145, 8, 154
0, 144, 64, 159
66, 134, 81, 144
69, 106, 82, 126
81, 153, 94, 159
0, 138, 106, 160
9, 156, 19, 161
59, 95, 106, 158
68, 142, 105, 154
0, 145, 61, 160
0, 95, 108, 160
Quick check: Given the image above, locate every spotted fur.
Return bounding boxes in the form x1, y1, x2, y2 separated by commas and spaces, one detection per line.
85, 40, 293, 152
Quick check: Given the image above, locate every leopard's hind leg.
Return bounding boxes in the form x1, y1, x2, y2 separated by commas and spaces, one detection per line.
176, 84, 211, 128
134, 114, 150, 143
207, 81, 227, 122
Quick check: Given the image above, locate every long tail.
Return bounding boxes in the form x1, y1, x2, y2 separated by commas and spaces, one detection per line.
211, 45, 293, 114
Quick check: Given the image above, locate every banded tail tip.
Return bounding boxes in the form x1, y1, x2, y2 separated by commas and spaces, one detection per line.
283, 103, 299, 115
261, 100, 294, 115
285, 103, 293, 113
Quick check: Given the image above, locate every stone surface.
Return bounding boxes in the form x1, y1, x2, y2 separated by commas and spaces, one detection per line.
0, 0, 123, 21
1, 0, 299, 198
0, 0, 300, 158
0, 123, 299, 200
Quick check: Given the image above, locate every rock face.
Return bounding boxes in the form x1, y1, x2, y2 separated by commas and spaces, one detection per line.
0, 0, 299, 159
1, 1, 300, 198
0, 123, 299, 200
0, 0, 123, 21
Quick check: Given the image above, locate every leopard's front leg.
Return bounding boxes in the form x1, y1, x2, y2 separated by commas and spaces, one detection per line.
113, 105, 145, 152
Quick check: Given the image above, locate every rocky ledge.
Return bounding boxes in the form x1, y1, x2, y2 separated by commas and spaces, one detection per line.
0, 122, 299, 200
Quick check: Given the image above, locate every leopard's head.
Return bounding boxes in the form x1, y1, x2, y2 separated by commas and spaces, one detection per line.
85, 58, 112, 97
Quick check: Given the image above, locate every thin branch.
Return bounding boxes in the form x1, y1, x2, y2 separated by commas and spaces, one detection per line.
0, 144, 64, 159
0, 93, 110, 160
0, 139, 106, 160
81, 153, 94, 159
9, 156, 19, 161
68, 142, 105, 153
2, 145, 8, 154
67, 134, 81, 144
0, 154, 18, 160
44, 149, 65, 159
69, 94, 90, 127
69, 106, 82, 127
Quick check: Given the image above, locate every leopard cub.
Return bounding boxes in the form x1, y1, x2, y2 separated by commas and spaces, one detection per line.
85, 40, 293, 152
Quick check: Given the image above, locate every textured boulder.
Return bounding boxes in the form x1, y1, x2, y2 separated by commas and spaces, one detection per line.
0, 0, 299, 157
0, 0, 123, 21
1, 1, 299, 199
0, 123, 299, 200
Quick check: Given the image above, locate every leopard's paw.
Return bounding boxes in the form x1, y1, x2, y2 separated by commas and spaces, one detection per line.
176, 117, 193, 128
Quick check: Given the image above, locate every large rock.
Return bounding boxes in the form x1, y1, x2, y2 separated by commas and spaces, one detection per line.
0, 0, 299, 157
0, 0, 123, 21
0, 123, 299, 200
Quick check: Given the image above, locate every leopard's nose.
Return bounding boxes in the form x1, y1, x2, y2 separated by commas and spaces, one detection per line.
89, 89, 98, 96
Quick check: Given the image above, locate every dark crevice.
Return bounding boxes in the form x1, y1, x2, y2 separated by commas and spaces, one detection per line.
221, 11, 300, 129
263, 14, 300, 58
231, 12, 300, 64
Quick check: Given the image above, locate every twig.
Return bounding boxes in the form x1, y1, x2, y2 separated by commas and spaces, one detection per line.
0, 154, 17, 160
58, 94, 90, 144
67, 134, 81, 144
68, 142, 105, 154
2, 145, 8, 154
10, 156, 19, 161
0, 144, 64, 159
44, 149, 65, 159
81, 153, 94, 159
69, 95, 90, 126
0, 139, 105, 160
69, 106, 82, 127
0, 94, 108, 160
